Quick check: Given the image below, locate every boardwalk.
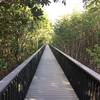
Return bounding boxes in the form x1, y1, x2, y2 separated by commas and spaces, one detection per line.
25, 45, 78, 100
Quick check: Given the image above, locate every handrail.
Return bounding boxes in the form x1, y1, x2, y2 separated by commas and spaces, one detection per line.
0, 45, 45, 100
50, 45, 100, 100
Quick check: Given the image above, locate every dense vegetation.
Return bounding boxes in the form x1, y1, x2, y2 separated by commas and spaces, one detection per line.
0, 0, 52, 79
0, 0, 100, 79
52, 0, 100, 72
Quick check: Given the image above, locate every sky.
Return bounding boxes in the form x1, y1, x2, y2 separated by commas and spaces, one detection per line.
43, 0, 84, 23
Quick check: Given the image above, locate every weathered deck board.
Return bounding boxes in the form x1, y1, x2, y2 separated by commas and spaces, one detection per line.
25, 45, 78, 100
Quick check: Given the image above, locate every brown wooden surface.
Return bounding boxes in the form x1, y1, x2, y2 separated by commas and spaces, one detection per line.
25, 45, 79, 100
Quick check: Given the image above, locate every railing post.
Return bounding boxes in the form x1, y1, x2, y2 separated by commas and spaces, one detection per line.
0, 45, 45, 100
50, 45, 100, 100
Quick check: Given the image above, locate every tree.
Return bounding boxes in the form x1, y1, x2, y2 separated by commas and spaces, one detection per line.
52, 11, 100, 73
0, 0, 52, 78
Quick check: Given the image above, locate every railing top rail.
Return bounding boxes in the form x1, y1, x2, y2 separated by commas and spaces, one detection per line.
51, 45, 100, 82
0, 45, 45, 93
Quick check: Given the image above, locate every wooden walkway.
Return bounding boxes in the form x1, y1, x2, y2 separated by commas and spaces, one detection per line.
25, 45, 78, 100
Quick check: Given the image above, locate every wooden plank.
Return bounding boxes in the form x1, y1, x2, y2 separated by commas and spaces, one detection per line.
25, 45, 79, 100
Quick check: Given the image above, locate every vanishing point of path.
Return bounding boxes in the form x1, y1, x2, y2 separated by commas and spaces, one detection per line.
25, 45, 78, 100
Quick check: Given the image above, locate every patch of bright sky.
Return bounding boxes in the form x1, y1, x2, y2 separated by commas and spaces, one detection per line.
43, 0, 84, 23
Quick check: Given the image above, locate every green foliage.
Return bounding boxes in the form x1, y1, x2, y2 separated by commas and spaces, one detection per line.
86, 45, 100, 67
84, 0, 100, 12
0, 0, 52, 77
52, 11, 100, 70
0, 59, 7, 69
0, 1, 34, 64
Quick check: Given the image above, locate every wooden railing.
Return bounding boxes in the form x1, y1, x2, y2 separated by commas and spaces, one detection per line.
0, 45, 45, 100
50, 45, 100, 100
